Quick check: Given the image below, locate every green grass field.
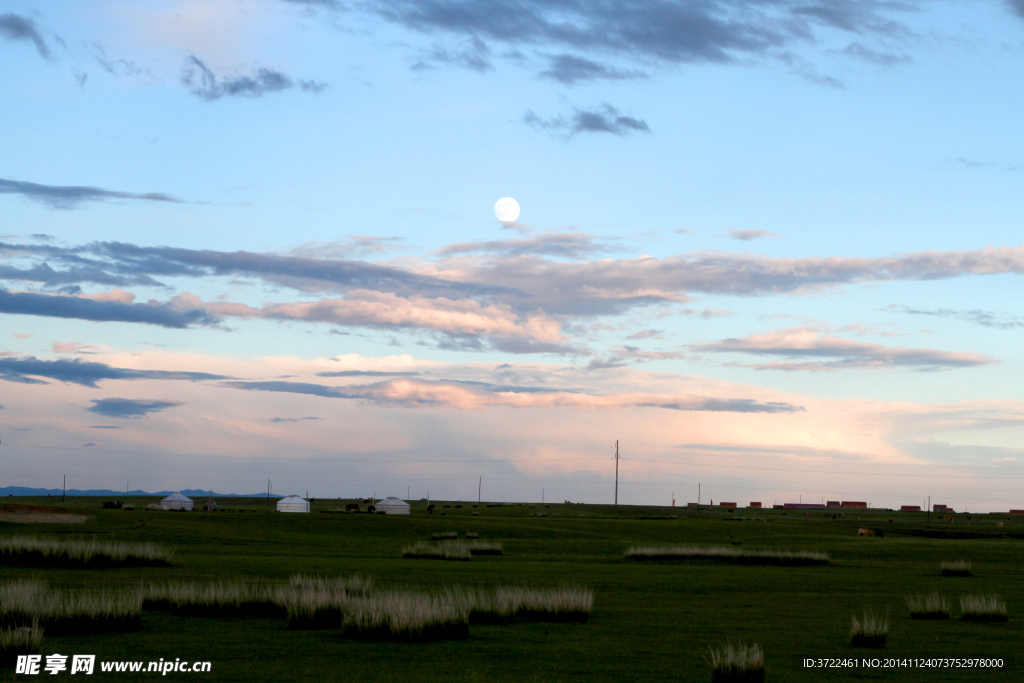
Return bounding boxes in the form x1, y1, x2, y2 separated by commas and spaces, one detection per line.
1, 498, 1020, 682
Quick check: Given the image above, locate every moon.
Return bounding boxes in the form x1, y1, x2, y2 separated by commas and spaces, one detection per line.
494, 197, 520, 223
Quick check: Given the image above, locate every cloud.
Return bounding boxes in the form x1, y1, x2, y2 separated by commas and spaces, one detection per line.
52, 341, 102, 355
269, 416, 324, 422
316, 370, 421, 377
887, 304, 1024, 329
223, 377, 803, 413
587, 345, 688, 369
0, 356, 230, 388
841, 42, 911, 66
370, 0, 923, 80
0, 178, 184, 210
90, 425, 121, 429
412, 36, 492, 72
0, 289, 216, 328
524, 105, 650, 138
87, 398, 183, 418
435, 233, 609, 258
1008, 0, 1024, 19
624, 329, 664, 341
691, 326, 995, 371
285, 236, 405, 259
729, 230, 778, 241
538, 54, 646, 85
173, 290, 565, 345
0, 13, 50, 59
182, 56, 327, 101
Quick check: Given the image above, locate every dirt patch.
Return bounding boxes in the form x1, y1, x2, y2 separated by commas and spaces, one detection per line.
0, 512, 90, 524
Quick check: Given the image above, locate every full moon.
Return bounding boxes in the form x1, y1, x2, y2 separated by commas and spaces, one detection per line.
494, 197, 520, 222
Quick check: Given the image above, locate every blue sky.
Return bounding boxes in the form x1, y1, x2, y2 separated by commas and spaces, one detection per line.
2, 1, 1024, 510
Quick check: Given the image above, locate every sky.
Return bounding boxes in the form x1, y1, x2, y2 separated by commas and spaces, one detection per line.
2, 0, 1024, 511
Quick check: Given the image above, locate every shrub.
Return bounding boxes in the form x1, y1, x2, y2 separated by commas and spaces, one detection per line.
624, 545, 828, 566
0, 621, 42, 668
941, 560, 972, 577
340, 591, 469, 642
402, 541, 471, 561
708, 642, 765, 683
0, 537, 172, 568
850, 610, 887, 648
0, 581, 141, 635
905, 593, 950, 620
959, 594, 1008, 622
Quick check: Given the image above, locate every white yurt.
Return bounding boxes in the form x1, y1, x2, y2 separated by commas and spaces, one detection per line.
160, 492, 193, 511
277, 495, 310, 513
377, 497, 410, 515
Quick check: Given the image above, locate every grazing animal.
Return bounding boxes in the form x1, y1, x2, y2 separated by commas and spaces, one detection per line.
857, 528, 870, 536
345, 503, 360, 512
427, 504, 435, 514
367, 505, 375, 514
102, 501, 123, 510
857, 528, 883, 537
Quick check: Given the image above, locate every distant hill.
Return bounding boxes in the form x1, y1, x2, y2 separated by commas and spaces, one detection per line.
0, 486, 283, 498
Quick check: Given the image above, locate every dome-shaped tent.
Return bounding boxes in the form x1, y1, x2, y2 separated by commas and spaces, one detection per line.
377, 497, 410, 515
160, 492, 193, 511
276, 495, 310, 513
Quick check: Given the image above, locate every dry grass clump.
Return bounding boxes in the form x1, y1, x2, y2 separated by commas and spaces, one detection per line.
709, 642, 765, 683
143, 582, 286, 618
465, 532, 479, 539
959, 594, 1008, 622
0, 536, 172, 568
0, 622, 43, 668
941, 560, 972, 577
402, 541, 471, 561
850, 610, 888, 648
340, 591, 469, 642
431, 531, 458, 540
467, 541, 503, 556
905, 593, 950, 620
453, 585, 594, 624
624, 545, 828, 566
0, 581, 141, 635
284, 575, 373, 630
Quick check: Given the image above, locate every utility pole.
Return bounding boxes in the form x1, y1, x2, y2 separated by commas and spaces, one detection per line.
614, 440, 620, 506
698, 483, 701, 511
542, 489, 544, 504
63, 474, 66, 502
267, 479, 270, 508
478, 476, 481, 504
928, 495, 930, 524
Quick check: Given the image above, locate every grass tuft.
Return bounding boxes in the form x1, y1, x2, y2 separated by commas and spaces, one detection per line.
284, 575, 373, 630
959, 594, 1007, 622
624, 545, 828, 566
431, 531, 458, 540
467, 541, 503, 556
402, 541, 471, 561
451, 585, 593, 624
709, 642, 765, 683
0, 536, 172, 568
0, 621, 43, 668
143, 582, 287, 618
340, 591, 469, 642
0, 581, 141, 635
941, 560, 972, 577
905, 593, 950, 620
850, 610, 887, 648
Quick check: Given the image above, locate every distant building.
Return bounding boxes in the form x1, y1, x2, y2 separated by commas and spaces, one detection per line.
160, 492, 193, 511
933, 504, 950, 513
719, 502, 737, 508
900, 505, 921, 512
1008, 509, 1024, 515
827, 501, 841, 508
841, 501, 867, 509
277, 495, 310, 513
784, 503, 826, 509
377, 497, 410, 514
748, 502, 762, 508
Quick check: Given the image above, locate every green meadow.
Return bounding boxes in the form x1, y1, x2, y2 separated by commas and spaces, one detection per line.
0, 498, 1020, 682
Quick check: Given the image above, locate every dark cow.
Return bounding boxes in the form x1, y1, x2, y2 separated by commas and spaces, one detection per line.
367, 505, 376, 514
102, 501, 123, 509
345, 503, 360, 512
427, 504, 435, 514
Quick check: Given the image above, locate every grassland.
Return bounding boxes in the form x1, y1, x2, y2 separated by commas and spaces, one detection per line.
0, 497, 1020, 682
